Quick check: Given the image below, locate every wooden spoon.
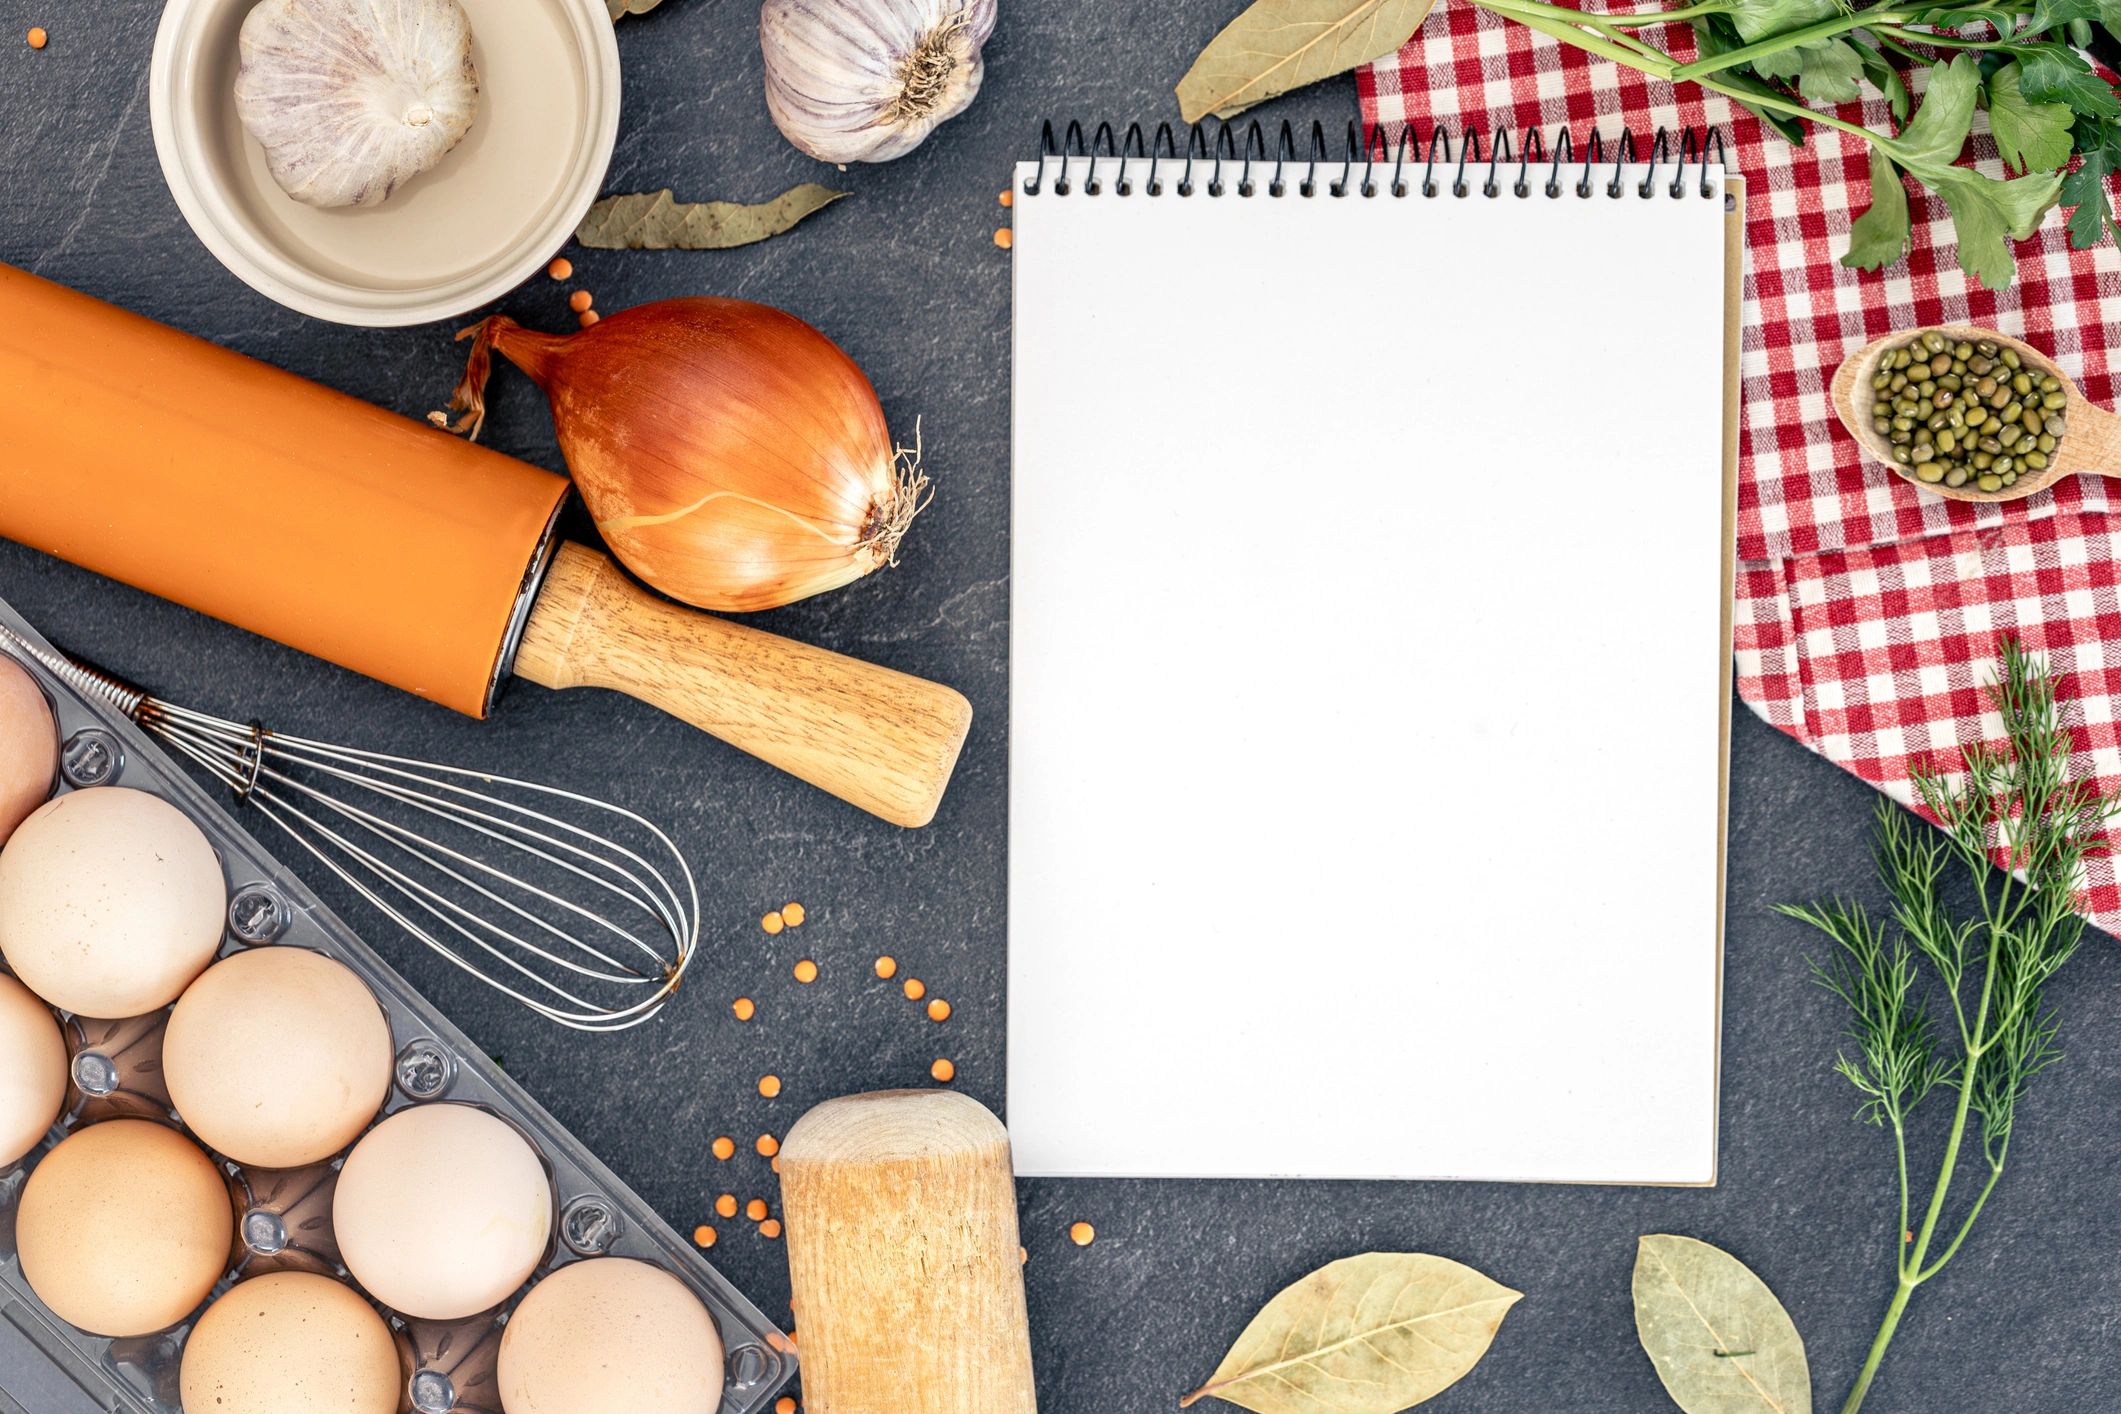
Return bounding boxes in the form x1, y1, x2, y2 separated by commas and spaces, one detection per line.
1831, 324, 2121, 503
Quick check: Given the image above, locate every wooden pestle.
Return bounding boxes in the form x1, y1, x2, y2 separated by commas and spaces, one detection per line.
779, 1091, 1036, 1413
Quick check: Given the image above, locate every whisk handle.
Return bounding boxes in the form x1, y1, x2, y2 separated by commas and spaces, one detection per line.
513, 544, 973, 828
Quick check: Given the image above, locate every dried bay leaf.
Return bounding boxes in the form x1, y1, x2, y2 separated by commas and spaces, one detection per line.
1633, 1235, 1811, 1414
608, 0, 667, 19
1180, 1252, 1520, 1413
1175, 0, 1439, 124
575, 185, 848, 250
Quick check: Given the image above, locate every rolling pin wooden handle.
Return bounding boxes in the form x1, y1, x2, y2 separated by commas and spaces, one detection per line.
512, 544, 973, 828
780, 1091, 1038, 1414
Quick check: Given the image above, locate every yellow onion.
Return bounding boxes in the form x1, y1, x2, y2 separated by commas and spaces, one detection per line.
440, 298, 927, 613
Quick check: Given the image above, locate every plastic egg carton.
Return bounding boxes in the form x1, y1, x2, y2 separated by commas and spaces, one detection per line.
0, 593, 795, 1414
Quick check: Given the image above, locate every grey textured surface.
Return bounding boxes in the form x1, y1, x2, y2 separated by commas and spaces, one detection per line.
3, 3, 2119, 1411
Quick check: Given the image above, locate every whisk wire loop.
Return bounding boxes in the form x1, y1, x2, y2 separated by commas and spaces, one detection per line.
1, 626, 699, 1033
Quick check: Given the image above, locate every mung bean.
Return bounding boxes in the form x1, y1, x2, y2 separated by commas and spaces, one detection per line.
1872, 331, 2069, 495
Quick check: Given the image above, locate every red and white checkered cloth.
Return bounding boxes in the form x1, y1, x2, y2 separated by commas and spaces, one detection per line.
1360, 8, 2121, 932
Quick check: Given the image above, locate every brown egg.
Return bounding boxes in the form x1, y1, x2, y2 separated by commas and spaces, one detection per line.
0, 972, 66, 1165
334, 1104, 553, 1320
0, 654, 57, 846
181, 1272, 399, 1414
17, 1119, 234, 1336
498, 1259, 725, 1413
166, 947, 393, 1168
0, 787, 226, 1018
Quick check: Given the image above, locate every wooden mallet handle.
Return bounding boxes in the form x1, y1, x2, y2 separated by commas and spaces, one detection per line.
780, 1091, 1037, 1414
514, 544, 973, 828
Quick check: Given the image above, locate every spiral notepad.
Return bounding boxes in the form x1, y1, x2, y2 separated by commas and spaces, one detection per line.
1007, 123, 1743, 1185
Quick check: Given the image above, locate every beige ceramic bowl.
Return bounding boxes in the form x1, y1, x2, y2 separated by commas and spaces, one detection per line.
150, 0, 620, 327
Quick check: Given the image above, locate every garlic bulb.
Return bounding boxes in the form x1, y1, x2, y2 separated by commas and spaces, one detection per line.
234, 0, 481, 209
760, 0, 998, 165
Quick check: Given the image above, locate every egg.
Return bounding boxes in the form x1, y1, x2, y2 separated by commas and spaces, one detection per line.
165, 947, 393, 1168
0, 972, 66, 1166
0, 787, 226, 1018
334, 1103, 553, 1320
0, 654, 57, 847
180, 1272, 400, 1414
16, 1119, 234, 1336
498, 1259, 725, 1414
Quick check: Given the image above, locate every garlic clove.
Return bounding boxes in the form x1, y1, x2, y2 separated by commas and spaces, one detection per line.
235, 0, 481, 209
761, 0, 997, 165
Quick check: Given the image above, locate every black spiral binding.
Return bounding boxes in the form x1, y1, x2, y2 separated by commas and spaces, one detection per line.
1020, 120, 1724, 201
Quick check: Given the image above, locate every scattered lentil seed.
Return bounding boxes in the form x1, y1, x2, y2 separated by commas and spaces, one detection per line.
569, 290, 594, 313
927, 998, 952, 1022
995, 228, 1013, 249
903, 977, 926, 1001
746, 1198, 769, 1222
1020, 1245, 1029, 1264
875, 955, 898, 979
999, 189, 1013, 207
931, 1057, 956, 1083
732, 997, 756, 1021
712, 1136, 736, 1161
548, 258, 573, 280
777, 1399, 798, 1414
757, 1133, 780, 1157
716, 1194, 738, 1218
1069, 1221, 1095, 1246
793, 958, 819, 983
578, 310, 600, 329
694, 1224, 717, 1248
762, 910, 785, 935
759, 1074, 782, 1098
27, 26, 48, 48
782, 901, 806, 927
760, 1218, 783, 1239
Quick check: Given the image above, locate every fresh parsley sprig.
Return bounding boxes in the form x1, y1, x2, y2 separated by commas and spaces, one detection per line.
1778, 640, 2120, 1412
1468, 0, 2121, 288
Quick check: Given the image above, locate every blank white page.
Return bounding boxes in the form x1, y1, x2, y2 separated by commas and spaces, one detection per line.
1008, 150, 1732, 1184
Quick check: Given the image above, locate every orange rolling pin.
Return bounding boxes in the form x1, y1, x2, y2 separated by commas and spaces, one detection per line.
0, 264, 970, 828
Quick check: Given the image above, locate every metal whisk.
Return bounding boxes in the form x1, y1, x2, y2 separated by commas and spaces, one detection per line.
0, 624, 699, 1034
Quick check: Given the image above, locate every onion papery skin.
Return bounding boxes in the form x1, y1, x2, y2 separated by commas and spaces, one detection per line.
456, 300, 919, 614
761, 0, 999, 165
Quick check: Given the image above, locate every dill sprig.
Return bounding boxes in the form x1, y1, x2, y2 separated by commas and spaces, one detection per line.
1778, 639, 2121, 1414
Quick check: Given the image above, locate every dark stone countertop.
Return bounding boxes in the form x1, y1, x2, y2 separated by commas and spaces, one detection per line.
2, 2, 2117, 1409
